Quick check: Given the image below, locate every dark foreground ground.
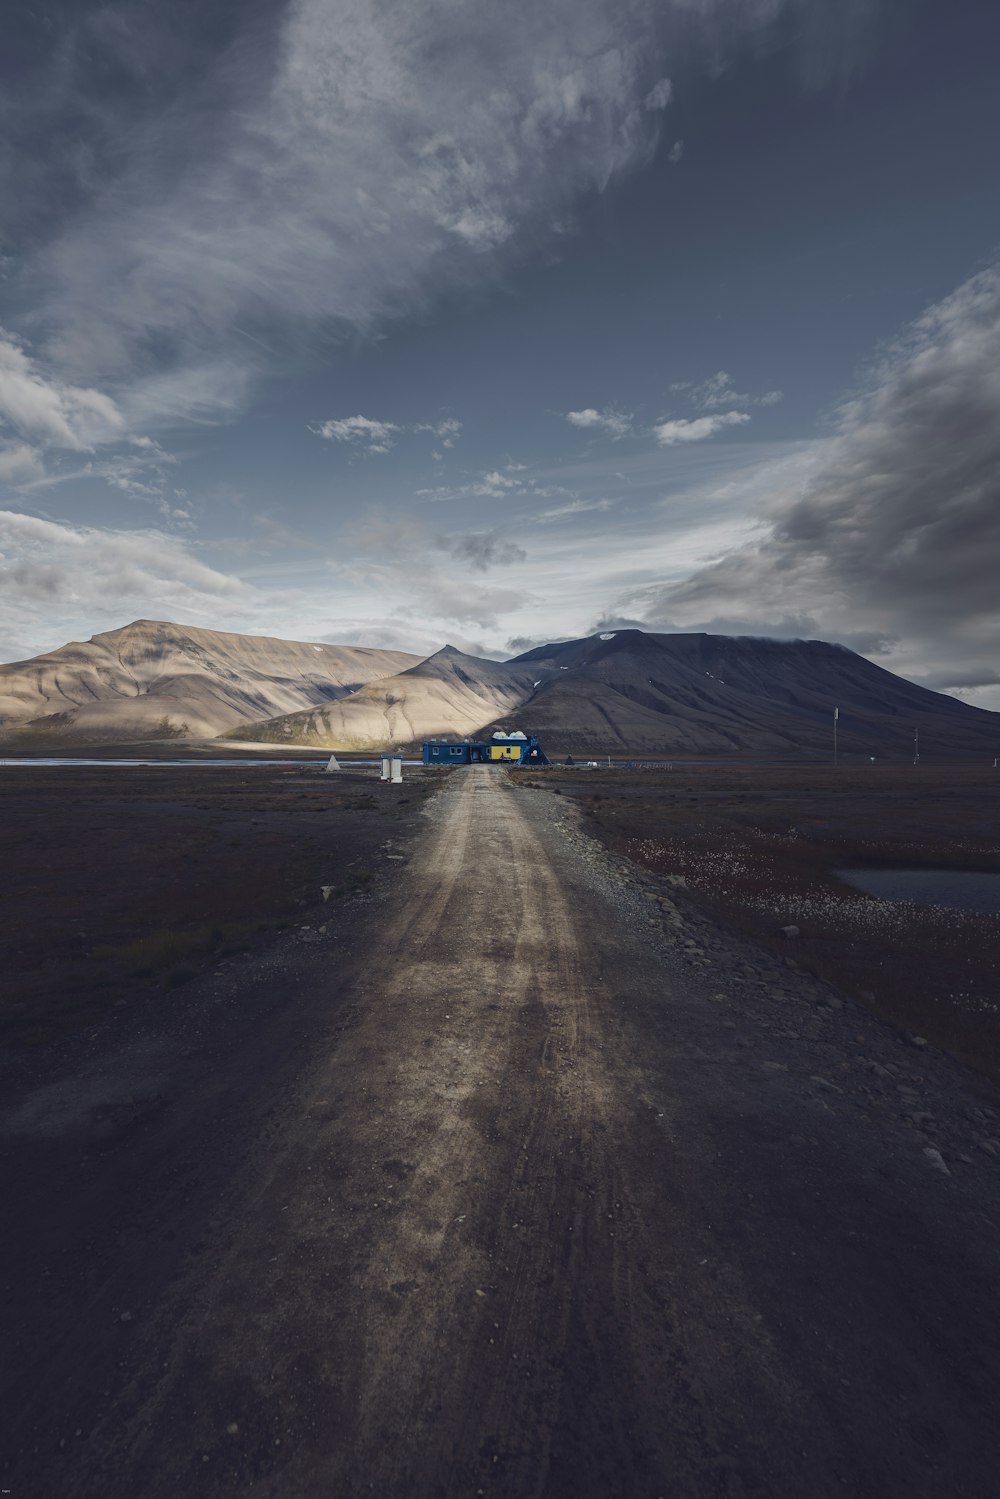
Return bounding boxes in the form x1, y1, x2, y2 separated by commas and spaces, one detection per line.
2, 765, 1000, 1496
0, 762, 437, 1043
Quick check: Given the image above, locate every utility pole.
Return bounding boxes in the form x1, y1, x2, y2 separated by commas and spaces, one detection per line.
833, 706, 839, 767
913, 726, 920, 766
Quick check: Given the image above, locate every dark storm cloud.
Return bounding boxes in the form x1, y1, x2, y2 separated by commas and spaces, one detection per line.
636, 264, 1000, 690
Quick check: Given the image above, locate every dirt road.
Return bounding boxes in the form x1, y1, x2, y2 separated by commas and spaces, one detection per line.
3, 766, 1000, 1496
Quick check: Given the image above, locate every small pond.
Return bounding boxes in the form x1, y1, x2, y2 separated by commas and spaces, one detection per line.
836, 868, 1000, 915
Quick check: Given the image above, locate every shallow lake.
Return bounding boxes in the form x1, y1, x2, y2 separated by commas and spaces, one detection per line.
837, 868, 1000, 914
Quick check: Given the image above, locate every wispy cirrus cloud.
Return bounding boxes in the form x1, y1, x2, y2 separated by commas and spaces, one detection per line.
310, 414, 462, 456
11, 0, 682, 428
0, 330, 123, 457
670, 370, 783, 410
533, 497, 617, 524
2, 1, 880, 433
0, 329, 191, 516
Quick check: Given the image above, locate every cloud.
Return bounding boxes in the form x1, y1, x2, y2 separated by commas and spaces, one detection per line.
565, 408, 634, 439
0, 330, 195, 511
0, 506, 249, 658
310, 414, 402, 454
560, 379, 779, 453
645, 78, 673, 110
414, 417, 462, 448
668, 139, 684, 163
339, 510, 532, 630
637, 263, 1000, 705
669, 371, 783, 409
19, 0, 686, 420
533, 497, 616, 523
0, 442, 45, 485
0, 331, 123, 451
2, 1, 880, 431
417, 469, 529, 501
311, 413, 462, 456
441, 531, 527, 571
654, 411, 751, 445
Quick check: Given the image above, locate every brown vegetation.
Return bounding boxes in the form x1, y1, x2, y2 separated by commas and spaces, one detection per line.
515, 764, 1000, 1078
0, 764, 437, 1042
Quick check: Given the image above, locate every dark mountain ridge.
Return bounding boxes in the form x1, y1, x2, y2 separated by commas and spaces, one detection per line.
494, 630, 998, 758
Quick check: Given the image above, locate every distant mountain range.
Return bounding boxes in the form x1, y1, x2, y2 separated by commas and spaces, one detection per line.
1, 619, 996, 759
0, 620, 417, 741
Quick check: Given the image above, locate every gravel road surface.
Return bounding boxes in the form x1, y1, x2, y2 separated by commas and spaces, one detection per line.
3, 766, 1000, 1497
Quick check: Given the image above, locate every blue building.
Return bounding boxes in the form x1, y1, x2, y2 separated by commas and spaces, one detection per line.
422, 732, 549, 766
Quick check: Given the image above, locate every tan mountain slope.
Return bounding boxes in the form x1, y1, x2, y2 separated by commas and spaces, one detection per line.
0, 620, 418, 742
233, 645, 548, 748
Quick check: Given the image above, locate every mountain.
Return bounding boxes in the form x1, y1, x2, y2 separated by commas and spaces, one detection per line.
235, 628, 999, 759
0, 620, 418, 742
233, 645, 545, 748
496, 630, 1000, 758
2, 621, 995, 757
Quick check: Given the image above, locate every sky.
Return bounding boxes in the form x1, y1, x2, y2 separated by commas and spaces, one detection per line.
1, 0, 999, 706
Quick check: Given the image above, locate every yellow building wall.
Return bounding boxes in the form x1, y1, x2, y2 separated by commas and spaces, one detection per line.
490, 745, 520, 760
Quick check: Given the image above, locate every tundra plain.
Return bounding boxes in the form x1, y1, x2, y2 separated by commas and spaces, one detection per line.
2, 761, 999, 1497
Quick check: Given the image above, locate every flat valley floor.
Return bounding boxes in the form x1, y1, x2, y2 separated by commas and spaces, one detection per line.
3, 766, 1000, 1496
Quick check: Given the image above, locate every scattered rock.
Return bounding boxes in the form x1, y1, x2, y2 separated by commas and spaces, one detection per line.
778, 925, 800, 939
905, 1034, 929, 1049
923, 1147, 950, 1176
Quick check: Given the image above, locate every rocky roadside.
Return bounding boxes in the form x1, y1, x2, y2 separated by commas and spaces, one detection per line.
520, 779, 1000, 1196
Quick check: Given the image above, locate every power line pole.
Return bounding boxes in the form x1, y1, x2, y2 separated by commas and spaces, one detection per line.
833, 706, 839, 767
913, 726, 920, 766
